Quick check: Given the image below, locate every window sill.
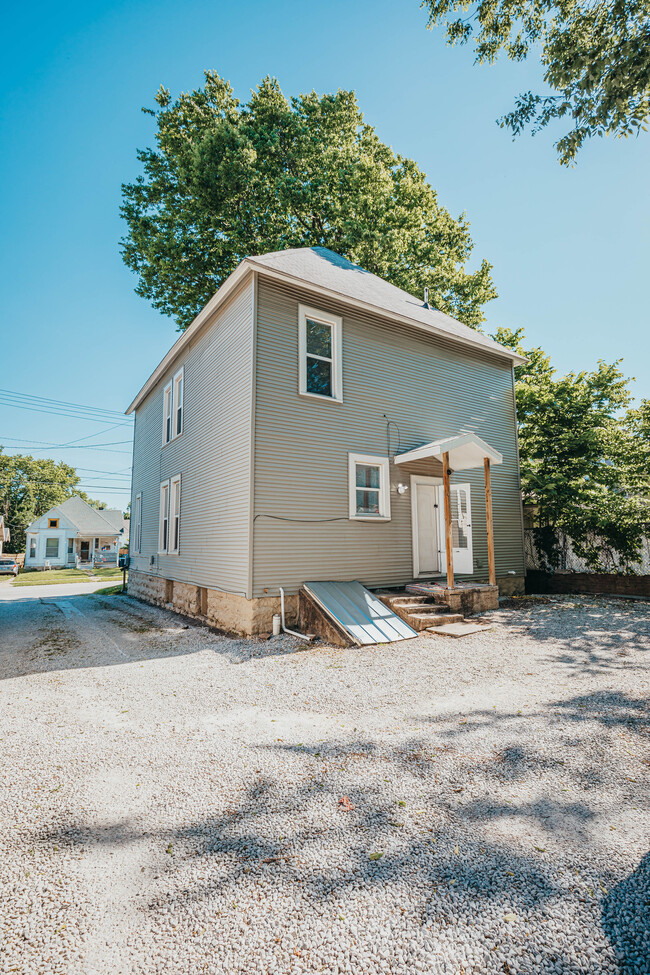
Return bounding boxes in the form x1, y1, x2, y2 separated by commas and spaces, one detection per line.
350, 516, 391, 523
162, 430, 183, 449
298, 391, 343, 404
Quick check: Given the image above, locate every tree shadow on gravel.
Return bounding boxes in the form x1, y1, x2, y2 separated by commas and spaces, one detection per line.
34, 723, 645, 973
424, 690, 650, 741
493, 599, 650, 677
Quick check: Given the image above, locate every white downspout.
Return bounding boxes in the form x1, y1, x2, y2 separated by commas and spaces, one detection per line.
279, 587, 311, 641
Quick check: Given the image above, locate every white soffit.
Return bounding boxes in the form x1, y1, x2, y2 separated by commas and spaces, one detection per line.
395, 433, 503, 471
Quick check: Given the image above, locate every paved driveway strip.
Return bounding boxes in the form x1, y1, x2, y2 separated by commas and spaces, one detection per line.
0, 591, 648, 975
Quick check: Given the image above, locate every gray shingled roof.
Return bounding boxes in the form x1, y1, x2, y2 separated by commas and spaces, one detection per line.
54, 496, 124, 536
127, 245, 524, 415
247, 247, 516, 361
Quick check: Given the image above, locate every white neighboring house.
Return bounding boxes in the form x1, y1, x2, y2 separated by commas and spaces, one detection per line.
24, 496, 127, 569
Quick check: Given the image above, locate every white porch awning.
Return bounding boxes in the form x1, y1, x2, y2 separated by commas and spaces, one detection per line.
395, 432, 503, 471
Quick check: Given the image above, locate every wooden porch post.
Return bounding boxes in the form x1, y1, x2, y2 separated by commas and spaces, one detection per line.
484, 457, 496, 586
442, 451, 454, 590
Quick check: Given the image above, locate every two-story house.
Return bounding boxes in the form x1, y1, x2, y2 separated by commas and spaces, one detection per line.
126, 247, 526, 636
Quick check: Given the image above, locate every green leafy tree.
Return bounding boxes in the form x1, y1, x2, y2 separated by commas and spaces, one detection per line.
494, 328, 649, 569
121, 72, 497, 331
623, 398, 650, 497
421, 0, 650, 164
0, 451, 103, 554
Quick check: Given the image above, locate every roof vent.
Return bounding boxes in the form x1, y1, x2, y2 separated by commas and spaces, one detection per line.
423, 287, 429, 309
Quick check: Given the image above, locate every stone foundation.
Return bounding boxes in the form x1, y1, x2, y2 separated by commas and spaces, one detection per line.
432, 585, 499, 614
496, 574, 526, 597
127, 570, 298, 636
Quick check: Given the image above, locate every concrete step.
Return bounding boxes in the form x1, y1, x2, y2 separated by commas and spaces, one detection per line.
408, 612, 464, 630
427, 620, 494, 638
390, 598, 438, 610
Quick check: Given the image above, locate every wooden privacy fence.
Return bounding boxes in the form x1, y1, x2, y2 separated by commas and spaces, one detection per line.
526, 570, 650, 598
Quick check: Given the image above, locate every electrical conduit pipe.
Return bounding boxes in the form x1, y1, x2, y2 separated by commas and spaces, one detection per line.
279, 587, 311, 641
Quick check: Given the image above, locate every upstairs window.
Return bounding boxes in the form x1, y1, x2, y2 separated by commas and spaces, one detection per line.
298, 305, 342, 402
162, 368, 184, 445
348, 453, 391, 521
162, 383, 172, 445
173, 368, 184, 437
48, 518, 59, 528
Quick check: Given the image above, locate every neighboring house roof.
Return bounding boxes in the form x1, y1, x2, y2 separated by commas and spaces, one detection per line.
26, 496, 124, 536
95, 507, 125, 533
126, 246, 525, 414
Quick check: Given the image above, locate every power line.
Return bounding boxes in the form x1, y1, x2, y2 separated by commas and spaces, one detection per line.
58, 422, 131, 447
0, 481, 131, 494
0, 487, 131, 493
0, 436, 132, 452
0, 387, 132, 421
0, 397, 133, 426
75, 466, 132, 475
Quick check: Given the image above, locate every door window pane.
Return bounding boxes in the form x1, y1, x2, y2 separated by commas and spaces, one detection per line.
452, 490, 469, 548
306, 319, 332, 357
306, 357, 332, 397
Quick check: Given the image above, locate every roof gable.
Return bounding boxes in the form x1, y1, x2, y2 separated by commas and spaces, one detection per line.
26, 496, 123, 536
248, 247, 515, 361
126, 246, 524, 414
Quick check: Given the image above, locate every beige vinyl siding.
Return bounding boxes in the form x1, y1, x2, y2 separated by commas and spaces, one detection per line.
130, 277, 254, 595
252, 279, 524, 596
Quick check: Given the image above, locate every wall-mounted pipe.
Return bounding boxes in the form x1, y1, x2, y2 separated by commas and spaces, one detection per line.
279, 587, 311, 641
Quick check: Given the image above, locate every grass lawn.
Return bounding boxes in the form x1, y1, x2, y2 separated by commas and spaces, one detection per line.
12, 569, 95, 586
92, 584, 126, 595
92, 567, 127, 581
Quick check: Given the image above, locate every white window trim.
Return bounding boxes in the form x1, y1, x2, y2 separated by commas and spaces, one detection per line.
158, 480, 170, 554
348, 453, 391, 522
172, 367, 184, 439
162, 382, 172, 446
298, 304, 343, 403
169, 474, 181, 555
134, 493, 142, 554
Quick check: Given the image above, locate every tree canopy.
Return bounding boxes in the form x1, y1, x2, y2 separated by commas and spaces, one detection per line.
494, 328, 650, 569
421, 0, 650, 164
121, 73, 497, 331
0, 451, 104, 554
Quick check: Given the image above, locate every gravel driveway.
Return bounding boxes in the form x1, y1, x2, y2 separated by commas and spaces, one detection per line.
1, 589, 648, 975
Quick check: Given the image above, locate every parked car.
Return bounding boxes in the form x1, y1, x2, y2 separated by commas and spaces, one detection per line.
0, 557, 19, 576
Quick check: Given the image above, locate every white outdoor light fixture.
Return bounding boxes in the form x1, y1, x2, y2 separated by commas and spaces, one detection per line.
397, 483, 409, 495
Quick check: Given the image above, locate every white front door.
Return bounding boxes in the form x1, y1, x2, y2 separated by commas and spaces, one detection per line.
411, 476, 441, 577
439, 482, 473, 576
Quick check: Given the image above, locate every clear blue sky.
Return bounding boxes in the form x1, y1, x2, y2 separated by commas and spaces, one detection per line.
1, 0, 648, 511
